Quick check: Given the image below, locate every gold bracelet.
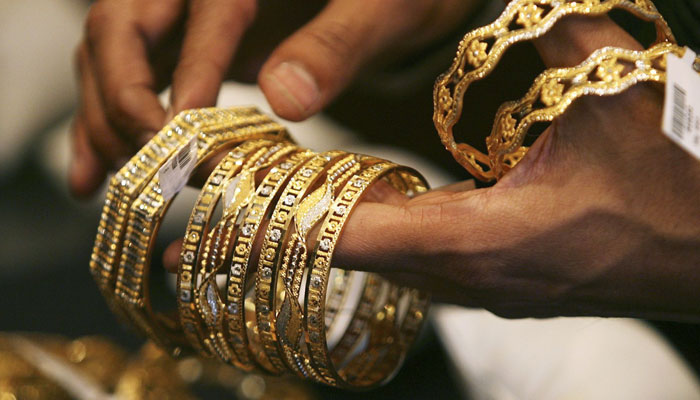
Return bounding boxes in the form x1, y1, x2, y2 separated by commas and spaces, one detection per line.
272, 154, 369, 382
326, 171, 430, 383
91, 108, 272, 326
253, 151, 346, 376
303, 163, 430, 388
176, 140, 287, 357
110, 109, 291, 355
487, 42, 695, 178
433, 0, 674, 180
191, 143, 297, 362
223, 150, 315, 371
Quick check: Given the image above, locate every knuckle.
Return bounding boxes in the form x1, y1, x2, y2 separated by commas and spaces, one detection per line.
85, 3, 112, 41
105, 87, 137, 127
303, 22, 356, 64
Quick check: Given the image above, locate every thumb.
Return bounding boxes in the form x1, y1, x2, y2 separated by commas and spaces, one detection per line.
258, 0, 426, 121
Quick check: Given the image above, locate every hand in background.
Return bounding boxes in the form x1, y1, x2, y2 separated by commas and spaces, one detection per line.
70, 0, 479, 197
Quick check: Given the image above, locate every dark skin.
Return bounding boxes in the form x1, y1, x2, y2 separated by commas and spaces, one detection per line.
72, 1, 700, 321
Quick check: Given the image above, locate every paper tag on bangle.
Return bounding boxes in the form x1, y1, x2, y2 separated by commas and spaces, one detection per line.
158, 136, 198, 201
662, 47, 700, 161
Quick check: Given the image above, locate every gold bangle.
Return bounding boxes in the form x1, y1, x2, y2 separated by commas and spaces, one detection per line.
253, 151, 346, 376
326, 171, 430, 383
272, 154, 369, 382
487, 42, 693, 178
303, 163, 430, 388
176, 140, 287, 357
433, 0, 674, 180
223, 150, 315, 371
91, 107, 266, 289
191, 143, 298, 363
91, 108, 270, 326
110, 109, 291, 355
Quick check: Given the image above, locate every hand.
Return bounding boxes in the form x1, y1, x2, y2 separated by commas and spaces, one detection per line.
70, 0, 480, 197
333, 16, 700, 321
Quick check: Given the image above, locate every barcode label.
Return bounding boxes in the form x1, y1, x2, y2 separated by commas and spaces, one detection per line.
662, 48, 700, 161
670, 84, 686, 139
158, 136, 198, 201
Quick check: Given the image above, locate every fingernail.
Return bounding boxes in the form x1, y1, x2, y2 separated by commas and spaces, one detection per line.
265, 62, 319, 115
69, 153, 85, 186
69, 154, 95, 198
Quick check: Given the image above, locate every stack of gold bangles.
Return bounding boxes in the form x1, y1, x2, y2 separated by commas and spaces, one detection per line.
90, 107, 430, 389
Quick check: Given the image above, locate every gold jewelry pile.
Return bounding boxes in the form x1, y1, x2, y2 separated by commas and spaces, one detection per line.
90, 107, 430, 389
434, 0, 699, 181
0, 333, 316, 400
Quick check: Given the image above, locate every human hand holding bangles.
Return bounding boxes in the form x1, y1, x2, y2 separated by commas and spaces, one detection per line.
77, 0, 700, 328
158, 12, 700, 322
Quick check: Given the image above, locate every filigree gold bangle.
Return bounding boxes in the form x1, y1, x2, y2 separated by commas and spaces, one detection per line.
433, 0, 674, 180
488, 42, 695, 178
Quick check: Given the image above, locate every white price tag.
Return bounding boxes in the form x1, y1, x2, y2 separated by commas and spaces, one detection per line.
157, 137, 198, 201
662, 47, 700, 161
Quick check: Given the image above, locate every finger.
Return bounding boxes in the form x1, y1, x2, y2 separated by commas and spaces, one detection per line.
164, 238, 183, 273
70, 114, 108, 198
76, 42, 133, 167
85, 1, 170, 144
258, 0, 425, 121
533, 15, 643, 68
433, 180, 476, 193
170, 0, 258, 113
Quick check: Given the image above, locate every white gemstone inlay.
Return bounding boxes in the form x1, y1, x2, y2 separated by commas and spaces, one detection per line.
319, 238, 331, 252
270, 229, 282, 242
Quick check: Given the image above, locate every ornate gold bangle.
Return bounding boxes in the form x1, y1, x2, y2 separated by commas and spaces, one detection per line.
325, 171, 430, 384
488, 42, 692, 178
109, 109, 291, 355
91, 108, 271, 326
253, 151, 346, 376
91, 106, 433, 387
272, 154, 369, 382
303, 163, 430, 388
223, 150, 315, 371
433, 0, 674, 180
190, 143, 298, 363
176, 140, 287, 357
